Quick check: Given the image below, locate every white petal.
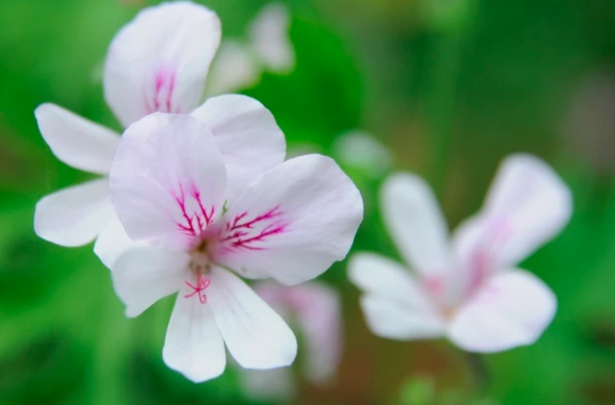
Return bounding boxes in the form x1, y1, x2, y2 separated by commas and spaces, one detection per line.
205, 41, 261, 96
112, 247, 190, 317
34, 178, 114, 247
349, 252, 444, 340
249, 3, 295, 73
94, 213, 136, 269
104, 2, 221, 127
381, 173, 455, 279
207, 267, 297, 369
110, 113, 227, 250
453, 154, 572, 269
163, 291, 226, 383
213, 154, 363, 285
34, 103, 119, 174
448, 270, 556, 353
191, 94, 286, 201
253, 281, 342, 384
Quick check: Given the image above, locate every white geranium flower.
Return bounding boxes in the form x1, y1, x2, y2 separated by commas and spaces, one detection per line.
240, 281, 342, 402
349, 154, 572, 353
206, 3, 295, 96
108, 113, 362, 382
34, 2, 233, 258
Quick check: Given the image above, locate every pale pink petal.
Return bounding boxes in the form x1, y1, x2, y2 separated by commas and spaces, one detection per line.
191, 95, 286, 201
254, 281, 342, 384
104, 2, 221, 127
112, 247, 190, 317
163, 290, 226, 383
94, 213, 136, 269
349, 253, 445, 340
453, 154, 572, 271
448, 270, 556, 353
249, 3, 295, 73
212, 155, 363, 285
110, 113, 227, 250
35, 103, 120, 174
381, 173, 455, 281
207, 267, 297, 369
205, 41, 261, 96
34, 179, 114, 247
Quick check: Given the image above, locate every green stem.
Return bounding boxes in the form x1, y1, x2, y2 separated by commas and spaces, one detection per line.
463, 351, 491, 392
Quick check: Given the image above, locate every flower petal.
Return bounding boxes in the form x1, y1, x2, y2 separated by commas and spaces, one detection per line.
94, 214, 136, 269
163, 291, 226, 383
34, 178, 114, 247
34, 103, 120, 174
207, 267, 297, 369
110, 113, 227, 250
213, 154, 363, 285
104, 2, 221, 127
448, 269, 556, 353
249, 3, 295, 73
112, 247, 190, 317
453, 154, 572, 270
191, 94, 286, 201
349, 252, 444, 340
205, 41, 261, 96
381, 173, 455, 280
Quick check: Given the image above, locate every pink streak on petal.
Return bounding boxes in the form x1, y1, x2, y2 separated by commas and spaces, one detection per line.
170, 182, 216, 239
144, 66, 178, 115
219, 205, 288, 252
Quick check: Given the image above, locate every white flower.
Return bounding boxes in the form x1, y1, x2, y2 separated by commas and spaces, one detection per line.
108, 113, 362, 382
239, 281, 342, 402
34, 2, 224, 258
332, 131, 393, 178
349, 154, 572, 353
206, 3, 295, 96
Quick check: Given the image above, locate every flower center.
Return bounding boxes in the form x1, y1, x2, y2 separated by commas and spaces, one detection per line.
184, 240, 213, 304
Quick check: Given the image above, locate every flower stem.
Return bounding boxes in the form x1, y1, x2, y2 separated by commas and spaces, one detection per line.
462, 351, 491, 392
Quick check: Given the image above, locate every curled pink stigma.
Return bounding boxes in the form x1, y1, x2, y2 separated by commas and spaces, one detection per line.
184, 275, 211, 304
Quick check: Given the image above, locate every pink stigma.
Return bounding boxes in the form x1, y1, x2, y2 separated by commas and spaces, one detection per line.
184, 275, 211, 304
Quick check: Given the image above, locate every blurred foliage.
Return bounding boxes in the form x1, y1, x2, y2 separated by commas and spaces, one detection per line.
1, 0, 615, 404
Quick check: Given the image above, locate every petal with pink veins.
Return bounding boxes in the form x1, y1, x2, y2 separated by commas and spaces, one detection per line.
349, 252, 445, 340
110, 113, 227, 250
112, 247, 190, 317
104, 2, 221, 127
191, 95, 286, 201
381, 173, 455, 283
163, 291, 226, 383
207, 266, 297, 369
34, 178, 114, 247
453, 154, 572, 271
213, 154, 363, 285
448, 269, 557, 353
35, 103, 120, 175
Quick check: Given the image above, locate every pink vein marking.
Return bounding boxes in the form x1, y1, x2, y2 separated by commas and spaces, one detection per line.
173, 183, 215, 236
184, 275, 211, 304
220, 206, 287, 251
145, 67, 177, 114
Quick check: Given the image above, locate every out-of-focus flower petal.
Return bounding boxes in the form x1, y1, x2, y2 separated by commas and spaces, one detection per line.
207, 267, 297, 369
163, 291, 226, 382
191, 94, 286, 201
249, 3, 294, 73
214, 155, 363, 285
104, 2, 221, 127
332, 131, 393, 177
34, 179, 114, 247
35, 103, 120, 175
381, 173, 455, 281
453, 154, 572, 270
110, 113, 227, 250
448, 269, 556, 353
349, 253, 445, 340
112, 247, 189, 317
205, 41, 260, 95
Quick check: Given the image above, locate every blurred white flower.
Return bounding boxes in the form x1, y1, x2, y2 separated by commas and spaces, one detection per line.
240, 281, 342, 402
350, 154, 572, 353
332, 131, 393, 177
206, 3, 295, 95
34, 2, 221, 254
107, 113, 362, 381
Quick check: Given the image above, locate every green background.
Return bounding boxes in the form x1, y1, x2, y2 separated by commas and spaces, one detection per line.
1, 0, 615, 404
